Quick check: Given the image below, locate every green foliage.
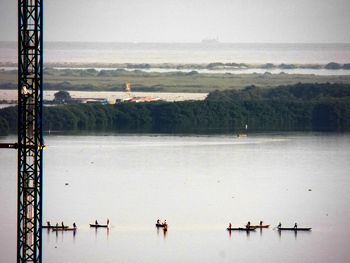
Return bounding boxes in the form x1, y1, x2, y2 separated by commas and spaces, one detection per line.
1, 83, 350, 134
54, 90, 72, 103
0, 106, 17, 133
0, 116, 9, 135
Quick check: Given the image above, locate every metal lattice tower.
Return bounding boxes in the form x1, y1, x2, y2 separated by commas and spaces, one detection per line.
18, 0, 43, 262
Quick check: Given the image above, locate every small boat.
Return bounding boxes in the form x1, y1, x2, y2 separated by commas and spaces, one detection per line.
156, 223, 167, 228
52, 227, 77, 232
251, 225, 270, 229
89, 224, 108, 228
278, 227, 311, 231
42, 225, 68, 229
227, 227, 256, 231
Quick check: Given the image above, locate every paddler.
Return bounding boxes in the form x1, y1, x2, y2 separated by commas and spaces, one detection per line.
294, 222, 298, 229
246, 221, 251, 229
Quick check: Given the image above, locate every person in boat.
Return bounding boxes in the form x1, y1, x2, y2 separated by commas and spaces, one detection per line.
294, 222, 298, 229
156, 219, 160, 225
278, 222, 281, 228
260, 221, 263, 226
163, 220, 167, 226
95, 220, 98, 225
73, 222, 76, 228
246, 221, 251, 229
61, 221, 64, 227
47, 221, 51, 227
56, 223, 59, 228
107, 219, 109, 225
228, 223, 232, 229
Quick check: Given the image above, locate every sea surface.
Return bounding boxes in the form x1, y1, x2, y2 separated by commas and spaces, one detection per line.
1, 42, 350, 75
0, 133, 350, 263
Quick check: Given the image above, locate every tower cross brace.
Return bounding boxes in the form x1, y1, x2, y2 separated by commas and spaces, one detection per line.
17, 0, 43, 262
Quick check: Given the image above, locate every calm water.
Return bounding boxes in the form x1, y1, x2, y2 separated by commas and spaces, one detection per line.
1, 133, 350, 262
1, 41, 350, 64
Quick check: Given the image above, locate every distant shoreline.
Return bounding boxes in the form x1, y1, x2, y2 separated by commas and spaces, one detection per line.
1, 61, 350, 70
1, 62, 349, 77
1, 40, 350, 45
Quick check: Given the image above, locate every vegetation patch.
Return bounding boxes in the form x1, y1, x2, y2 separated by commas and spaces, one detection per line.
1, 83, 349, 135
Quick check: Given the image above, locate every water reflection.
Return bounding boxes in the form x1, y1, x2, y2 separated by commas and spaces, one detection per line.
246, 230, 251, 239
277, 229, 312, 240
50, 228, 77, 242
277, 229, 298, 239
227, 229, 254, 239
163, 228, 167, 239
93, 226, 110, 239
156, 226, 168, 239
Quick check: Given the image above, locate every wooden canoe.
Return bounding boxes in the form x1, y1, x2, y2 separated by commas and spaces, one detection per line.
90, 224, 108, 228
156, 223, 167, 228
227, 227, 256, 231
52, 227, 77, 232
278, 227, 311, 231
251, 225, 270, 229
42, 225, 68, 229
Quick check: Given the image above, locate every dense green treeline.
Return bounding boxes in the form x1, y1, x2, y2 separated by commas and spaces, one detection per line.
1, 83, 350, 135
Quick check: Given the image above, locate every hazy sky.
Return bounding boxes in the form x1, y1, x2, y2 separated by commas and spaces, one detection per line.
1, 0, 349, 43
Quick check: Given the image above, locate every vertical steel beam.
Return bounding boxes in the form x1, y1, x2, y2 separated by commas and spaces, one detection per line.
18, 0, 43, 262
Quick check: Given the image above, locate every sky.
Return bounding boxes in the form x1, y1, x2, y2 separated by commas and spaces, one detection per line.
0, 0, 349, 43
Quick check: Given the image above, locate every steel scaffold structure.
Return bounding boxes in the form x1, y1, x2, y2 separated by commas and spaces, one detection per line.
17, 0, 43, 262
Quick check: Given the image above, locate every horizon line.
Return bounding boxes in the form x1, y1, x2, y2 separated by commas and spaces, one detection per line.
1, 40, 350, 45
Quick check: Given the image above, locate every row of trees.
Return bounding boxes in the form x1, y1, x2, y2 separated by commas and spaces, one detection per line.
1, 83, 350, 135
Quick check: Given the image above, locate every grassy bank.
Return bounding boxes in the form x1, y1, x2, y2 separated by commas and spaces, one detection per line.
1, 68, 350, 93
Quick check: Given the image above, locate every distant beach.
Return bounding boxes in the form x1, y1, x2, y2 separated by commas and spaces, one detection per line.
0, 89, 207, 104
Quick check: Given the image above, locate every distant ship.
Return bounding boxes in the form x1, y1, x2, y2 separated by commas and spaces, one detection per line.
201, 38, 220, 44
